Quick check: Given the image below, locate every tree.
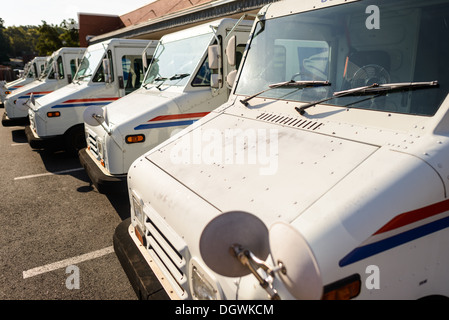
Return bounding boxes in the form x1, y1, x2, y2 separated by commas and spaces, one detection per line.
35, 21, 63, 55
4, 25, 38, 58
0, 18, 80, 63
59, 19, 79, 47
0, 18, 11, 64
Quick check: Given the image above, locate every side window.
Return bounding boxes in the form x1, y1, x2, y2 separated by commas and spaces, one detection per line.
48, 56, 64, 80
57, 56, 65, 79
32, 63, 38, 78
192, 57, 211, 87
121, 55, 145, 94
93, 50, 114, 83
70, 59, 78, 77
235, 44, 246, 69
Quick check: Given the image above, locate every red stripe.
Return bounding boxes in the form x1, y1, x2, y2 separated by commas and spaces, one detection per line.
374, 198, 449, 235
27, 91, 53, 95
149, 112, 210, 122
63, 97, 119, 103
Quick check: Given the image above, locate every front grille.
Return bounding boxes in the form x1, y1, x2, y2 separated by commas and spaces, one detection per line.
143, 204, 189, 299
87, 132, 99, 157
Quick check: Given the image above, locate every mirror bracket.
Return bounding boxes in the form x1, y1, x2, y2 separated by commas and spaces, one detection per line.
231, 244, 284, 300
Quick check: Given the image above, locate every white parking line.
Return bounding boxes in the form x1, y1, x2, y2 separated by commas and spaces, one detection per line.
14, 167, 84, 180
11, 143, 27, 146
23, 246, 114, 279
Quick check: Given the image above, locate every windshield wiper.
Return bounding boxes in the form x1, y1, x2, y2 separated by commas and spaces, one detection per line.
240, 80, 330, 106
76, 74, 92, 80
296, 81, 439, 115
155, 73, 190, 90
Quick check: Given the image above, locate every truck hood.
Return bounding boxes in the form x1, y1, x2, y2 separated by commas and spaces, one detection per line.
34, 82, 107, 109
5, 79, 49, 101
145, 112, 380, 224
106, 87, 186, 128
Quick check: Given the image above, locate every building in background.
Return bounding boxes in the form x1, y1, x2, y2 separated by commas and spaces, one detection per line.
78, 0, 278, 46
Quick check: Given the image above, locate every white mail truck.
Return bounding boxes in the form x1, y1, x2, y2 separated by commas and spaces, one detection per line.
25, 39, 157, 155
2, 47, 85, 126
79, 19, 252, 193
114, 0, 449, 300
0, 56, 48, 105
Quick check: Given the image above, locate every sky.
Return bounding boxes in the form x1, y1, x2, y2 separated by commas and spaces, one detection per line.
1, 0, 156, 27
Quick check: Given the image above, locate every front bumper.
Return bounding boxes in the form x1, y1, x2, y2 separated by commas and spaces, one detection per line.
2, 111, 29, 127
113, 218, 170, 300
24, 125, 63, 150
78, 147, 127, 194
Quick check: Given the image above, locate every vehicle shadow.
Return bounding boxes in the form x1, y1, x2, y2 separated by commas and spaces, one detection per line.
32, 147, 131, 220
11, 128, 27, 143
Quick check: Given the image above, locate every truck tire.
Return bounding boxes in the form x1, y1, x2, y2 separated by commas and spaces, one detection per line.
64, 124, 86, 156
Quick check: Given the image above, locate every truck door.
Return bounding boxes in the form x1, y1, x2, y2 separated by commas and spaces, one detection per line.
115, 48, 150, 97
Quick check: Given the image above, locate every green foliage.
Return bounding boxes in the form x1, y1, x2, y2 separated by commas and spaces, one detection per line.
0, 18, 80, 64
0, 18, 11, 63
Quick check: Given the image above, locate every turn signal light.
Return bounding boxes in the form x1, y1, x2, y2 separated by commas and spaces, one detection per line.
5, 90, 11, 95
47, 111, 61, 117
134, 226, 146, 247
322, 274, 361, 300
125, 134, 145, 144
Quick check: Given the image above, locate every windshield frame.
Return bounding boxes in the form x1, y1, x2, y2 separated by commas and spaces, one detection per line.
74, 46, 107, 83
142, 31, 214, 89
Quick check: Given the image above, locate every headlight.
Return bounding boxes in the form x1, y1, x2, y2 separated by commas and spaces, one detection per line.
96, 139, 103, 158
131, 191, 146, 247
189, 258, 222, 300
131, 191, 144, 226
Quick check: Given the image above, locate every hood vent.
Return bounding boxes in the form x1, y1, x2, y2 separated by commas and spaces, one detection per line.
256, 112, 324, 131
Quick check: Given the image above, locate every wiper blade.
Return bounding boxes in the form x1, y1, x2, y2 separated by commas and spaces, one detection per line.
155, 73, 190, 90
240, 80, 330, 106
296, 81, 438, 115
76, 74, 92, 80
170, 73, 190, 80
335, 81, 439, 96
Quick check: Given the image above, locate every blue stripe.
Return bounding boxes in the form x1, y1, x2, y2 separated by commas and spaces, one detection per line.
18, 94, 45, 99
134, 119, 196, 130
339, 215, 449, 267
52, 102, 110, 109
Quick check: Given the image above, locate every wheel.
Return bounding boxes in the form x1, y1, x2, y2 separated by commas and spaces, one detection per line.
64, 124, 86, 156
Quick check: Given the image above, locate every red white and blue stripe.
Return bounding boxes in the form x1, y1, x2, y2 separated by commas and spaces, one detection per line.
8, 85, 23, 91
339, 199, 449, 267
51, 97, 119, 108
18, 91, 53, 99
134, 112, 209, 130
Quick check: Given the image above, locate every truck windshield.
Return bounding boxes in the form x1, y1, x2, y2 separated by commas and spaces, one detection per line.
143, 32, 213, 88
40, 57, 54, 80
235, 0, 449, 116
74, 47, 106, 82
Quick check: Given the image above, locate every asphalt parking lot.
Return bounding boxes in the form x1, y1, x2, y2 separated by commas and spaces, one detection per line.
0, 108, 136, 300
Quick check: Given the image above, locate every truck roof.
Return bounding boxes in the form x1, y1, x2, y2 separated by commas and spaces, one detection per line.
51, 47, 86, 57
263, 0, 359, 18
95, 38, 154, 47
159, 18, 253, 43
